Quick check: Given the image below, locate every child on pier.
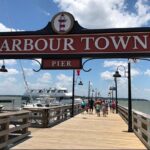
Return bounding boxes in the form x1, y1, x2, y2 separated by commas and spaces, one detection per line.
81, 99, 86, 113
94, 99, 102, 117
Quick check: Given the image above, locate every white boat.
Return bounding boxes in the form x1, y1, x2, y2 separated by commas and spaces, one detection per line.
22, 87, 82, 108
24, 87, 71, 98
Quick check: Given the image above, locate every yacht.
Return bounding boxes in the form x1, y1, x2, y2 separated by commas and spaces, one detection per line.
22, 87, 82, 108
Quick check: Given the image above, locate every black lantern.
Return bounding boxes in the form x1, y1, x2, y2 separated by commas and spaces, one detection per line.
113, 70, 121, 78
78, 80, 83, 86
0, 60, 8, 72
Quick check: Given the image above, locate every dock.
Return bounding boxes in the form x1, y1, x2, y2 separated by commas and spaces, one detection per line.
11, 111, 146, 149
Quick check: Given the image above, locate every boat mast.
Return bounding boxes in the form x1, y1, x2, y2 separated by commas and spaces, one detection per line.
19, 60, 33, 103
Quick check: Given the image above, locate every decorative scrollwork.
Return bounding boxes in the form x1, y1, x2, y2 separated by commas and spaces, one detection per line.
31, 59, 42, 72
82, 58, 95, 72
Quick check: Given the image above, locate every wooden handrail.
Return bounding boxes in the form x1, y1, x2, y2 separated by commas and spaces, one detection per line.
0, 110, 30, 149
23, 103, 82, 128
118, 105, 150, 149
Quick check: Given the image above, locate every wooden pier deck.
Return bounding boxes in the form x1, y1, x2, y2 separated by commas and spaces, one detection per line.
11, 112, 146, 149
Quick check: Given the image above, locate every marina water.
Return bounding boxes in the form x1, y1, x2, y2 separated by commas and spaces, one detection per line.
1, 96, 150, 115
119, 100, 150, 115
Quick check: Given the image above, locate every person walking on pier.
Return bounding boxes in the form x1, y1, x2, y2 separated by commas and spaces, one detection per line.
94, 99, 102, 117
111, 100, 116, 113
81, 99, 86, 113
89, 98, 94, 114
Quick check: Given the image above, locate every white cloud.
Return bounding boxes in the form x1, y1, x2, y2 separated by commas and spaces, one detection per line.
56, 73, 72, 81
100, 71, 114, 80
131, 68, 140, 77
54, 0, 150, 28
7, 68, 19, 75
0, 23, 16, 32
0, 60, 17, 66
103, 60, 127, 69
144, 69, 150, 76
7, 77, 17, 82
56, 74, 72, 89
144, 88, 150, 92
0, 77, 23, 95
0, 68, 19, 76
27, 82, 50, 90
23, 68, 34, 76
103, 60, 140, 77
38, 73, 52, 83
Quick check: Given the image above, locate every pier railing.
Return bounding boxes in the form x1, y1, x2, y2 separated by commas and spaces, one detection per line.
118, 105, 150, 149
23, 103, 81, 128
0, 110, 30, 150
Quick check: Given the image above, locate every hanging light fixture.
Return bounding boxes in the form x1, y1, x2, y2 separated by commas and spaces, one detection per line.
0, 60, 8, 72
78, 80, 83, 86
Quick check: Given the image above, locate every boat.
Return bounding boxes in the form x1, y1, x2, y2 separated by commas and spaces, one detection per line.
22, 87, 82, 108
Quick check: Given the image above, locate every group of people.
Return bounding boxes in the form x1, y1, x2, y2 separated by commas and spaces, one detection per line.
80, 99, 116, 117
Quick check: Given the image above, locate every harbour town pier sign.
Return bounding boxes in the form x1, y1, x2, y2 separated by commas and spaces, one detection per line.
0, 12, 150, 68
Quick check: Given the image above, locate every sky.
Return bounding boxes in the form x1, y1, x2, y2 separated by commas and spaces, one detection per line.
0, 0, 150, 100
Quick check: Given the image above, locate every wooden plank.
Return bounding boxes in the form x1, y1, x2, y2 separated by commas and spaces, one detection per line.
11, 111, 146, 149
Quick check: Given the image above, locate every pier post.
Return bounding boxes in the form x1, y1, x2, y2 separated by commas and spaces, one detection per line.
128, 62, 133, 132
114, 77, 118, 114
71, 70, 75, 117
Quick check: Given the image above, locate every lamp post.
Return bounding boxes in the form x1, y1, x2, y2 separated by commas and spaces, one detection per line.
114, 77, 118, 113
108, 91, 111, 101
128, 62, 133, 132
71, 70, 83, 117
109, 86, 116, 101
88, 81, 91, 100
95, 88, 97, 100
97, 92, 100, 98
113, 71, 121, 114
71, 70, 75, 117
92, 89, 94, 99
113, 62, 133, 132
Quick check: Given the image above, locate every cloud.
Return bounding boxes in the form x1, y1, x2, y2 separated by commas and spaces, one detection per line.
9, 77, 17, 82
100, 71, 114, 80
56, 74, 72, 89
53, 0, 150, 28
0, 23, 16, 32
23, 68, 34, 76
144, 69, 150, 76
0, 77, 23, 95
0, 60, 17, 66
131, 68, 140, 77
56, 73, 72, 81
103, 60, 127, 69
144, 88, 150, 92
0, 68, 19, 76
38, 73, 52, 83
103, 60, 140, 77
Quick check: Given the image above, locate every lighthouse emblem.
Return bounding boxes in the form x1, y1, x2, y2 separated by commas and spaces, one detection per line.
51, 12, 74, 34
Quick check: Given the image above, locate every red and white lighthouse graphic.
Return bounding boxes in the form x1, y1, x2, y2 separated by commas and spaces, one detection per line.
58, 13, 67, 32
51, 12, 74, 34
